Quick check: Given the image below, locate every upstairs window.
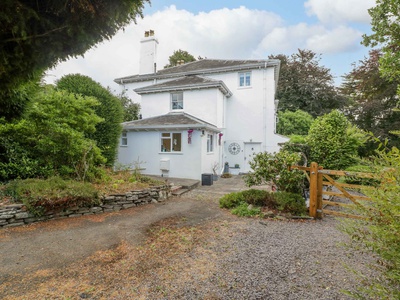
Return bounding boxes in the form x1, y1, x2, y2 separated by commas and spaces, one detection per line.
239, 72, 251, 87
207, 134, 214, 153
171, 92, 183, 110
121, 131, 128, 146
161, 133, 182, 152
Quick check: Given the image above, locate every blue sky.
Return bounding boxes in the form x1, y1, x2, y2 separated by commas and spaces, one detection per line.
46, 0, 376, 89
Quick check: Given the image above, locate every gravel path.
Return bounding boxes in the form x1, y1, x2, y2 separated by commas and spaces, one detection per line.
162, 184, 377, 300
0, 177, 377, 299
194, 218, 373, 300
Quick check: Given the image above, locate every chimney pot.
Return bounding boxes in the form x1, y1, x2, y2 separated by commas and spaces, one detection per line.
144, 31, 149, 37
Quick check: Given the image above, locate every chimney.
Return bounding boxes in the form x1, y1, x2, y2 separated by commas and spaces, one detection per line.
139, 30, 158, 75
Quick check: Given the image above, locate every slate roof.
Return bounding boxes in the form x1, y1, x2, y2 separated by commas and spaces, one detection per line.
134, 75, 232, 97
123, 112, 220, 132
114, 58, 280, 84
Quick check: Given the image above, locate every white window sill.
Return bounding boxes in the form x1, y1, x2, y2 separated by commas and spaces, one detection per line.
120, 145, 128, 147
238, 86, 252, 90
159, 152, 183, 155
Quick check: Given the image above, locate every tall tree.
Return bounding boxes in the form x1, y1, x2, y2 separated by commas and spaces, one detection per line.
0, 87, 105, 181
118, 91, 141, 122
164, 49, 196, 68
57, 74, 123, 166
363, 0, 400, 82
276, 110, 314, 136
0, 0, 149, 120
306, 110, 367, 170
270, 50, 347, 117
341, 50, 400, 149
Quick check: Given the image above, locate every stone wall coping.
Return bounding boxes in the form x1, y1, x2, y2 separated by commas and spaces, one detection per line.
0, 185, 171, 229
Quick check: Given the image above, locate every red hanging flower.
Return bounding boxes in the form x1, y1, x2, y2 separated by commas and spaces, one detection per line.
218, 133, 223, 145
188, 129, 194, 144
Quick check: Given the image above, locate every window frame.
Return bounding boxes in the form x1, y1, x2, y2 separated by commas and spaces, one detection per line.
239, 71, 251, 87
207, 134, 214, 153
160, 132, 182, 153
170, 92, 184, 110
121, 131, 128, 146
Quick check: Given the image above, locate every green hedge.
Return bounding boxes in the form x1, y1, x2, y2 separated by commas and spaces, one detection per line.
4, 177, 100, 216
219, 189, 307, 217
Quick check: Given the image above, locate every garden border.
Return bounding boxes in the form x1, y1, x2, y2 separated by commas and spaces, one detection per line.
0, 185, 171, 229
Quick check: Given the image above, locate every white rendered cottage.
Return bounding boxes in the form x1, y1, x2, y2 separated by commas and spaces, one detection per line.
115, 31, 288, 180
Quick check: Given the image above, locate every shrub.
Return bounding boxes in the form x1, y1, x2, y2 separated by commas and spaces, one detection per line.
231, 202, 261, 217
244, 150, 305, 194
306, 110, 367, 170
273, 192, 307, 215
219, 192, 244, 209
277, 109, 314, 136
57, 74, 124, 166
281, 135, 310, 166
219, 189, 307, 216
241, 189, 271, 206
342, 164, 380, 186
340, 145, 400, 299
4, 177, 100, 216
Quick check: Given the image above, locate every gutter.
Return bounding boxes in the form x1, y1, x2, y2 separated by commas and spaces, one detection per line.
115, 60, 281, 85
134, 81, 233, 97
123, 123, 221, 133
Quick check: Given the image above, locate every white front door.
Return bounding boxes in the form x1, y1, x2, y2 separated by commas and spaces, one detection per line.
244, 143, 262, 173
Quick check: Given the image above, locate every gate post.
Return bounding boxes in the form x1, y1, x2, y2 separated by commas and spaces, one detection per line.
316, 166, 323, 219
309, 162, 318, 218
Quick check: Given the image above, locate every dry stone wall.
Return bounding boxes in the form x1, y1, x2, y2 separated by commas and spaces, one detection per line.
0, 185, 171, 229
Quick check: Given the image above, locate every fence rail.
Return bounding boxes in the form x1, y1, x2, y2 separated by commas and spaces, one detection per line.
290, 162, 376, 219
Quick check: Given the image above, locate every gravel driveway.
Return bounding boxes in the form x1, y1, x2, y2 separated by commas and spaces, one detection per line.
0, 176, 376, 299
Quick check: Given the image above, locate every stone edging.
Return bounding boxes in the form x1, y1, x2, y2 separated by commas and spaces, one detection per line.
0, 185, 171, 229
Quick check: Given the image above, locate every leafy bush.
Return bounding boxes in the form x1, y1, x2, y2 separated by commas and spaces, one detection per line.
340, 145, 400, 299
277, 109, 314, 136
273, 192, 308, 215
241, 189, 271, 206
4, 177, 100, 216
280, 135, 310, 166
244, 150, 305, 194
219, 189, 306, 216
0, 88, 105, 181
342, 164, 380, 186
219, 192, 244, 209
306, 110, 367, 170
57, 74, 124, 166
231, 202, 261, 217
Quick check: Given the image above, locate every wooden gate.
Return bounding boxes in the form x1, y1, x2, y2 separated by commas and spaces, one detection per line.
290, 162, 376, 219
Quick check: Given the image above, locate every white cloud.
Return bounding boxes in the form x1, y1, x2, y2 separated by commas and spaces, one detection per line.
45, 4, 369, 89
46, 6, 284, 89
256, 23, 362, 55
304, 0, 376, 24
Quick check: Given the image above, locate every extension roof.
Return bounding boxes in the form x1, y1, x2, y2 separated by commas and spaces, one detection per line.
134, 75, 232, 97
122, 112, 219, 132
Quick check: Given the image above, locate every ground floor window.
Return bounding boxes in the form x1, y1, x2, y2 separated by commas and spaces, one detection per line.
207, 134, 214, 153
121, 131, 128, 146
161, 132, 182, 152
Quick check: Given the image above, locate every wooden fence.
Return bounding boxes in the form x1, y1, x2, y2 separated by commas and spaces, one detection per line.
290, 162, 376, 219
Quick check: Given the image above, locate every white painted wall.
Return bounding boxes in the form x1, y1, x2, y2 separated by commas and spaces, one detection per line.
200, 131, 222, 175
116, 64, 289, 179
117, 129, 207, 180
140, 88, 224, 125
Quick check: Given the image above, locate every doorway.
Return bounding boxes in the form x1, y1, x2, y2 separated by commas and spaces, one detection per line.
243, 142, 261, 173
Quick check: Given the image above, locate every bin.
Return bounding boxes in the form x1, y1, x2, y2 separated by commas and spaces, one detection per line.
201, 173, 213, 186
